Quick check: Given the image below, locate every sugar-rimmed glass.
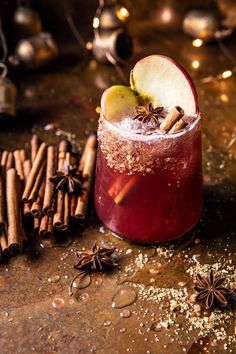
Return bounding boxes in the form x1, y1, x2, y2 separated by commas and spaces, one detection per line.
95, 113, 202, 243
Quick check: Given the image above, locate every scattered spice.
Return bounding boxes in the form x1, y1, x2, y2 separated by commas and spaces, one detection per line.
50, 160, 84, 194
194, 270, 233, 309
74, 243, 117, 271
133, 104, 163, 124
69, 243, 117, 296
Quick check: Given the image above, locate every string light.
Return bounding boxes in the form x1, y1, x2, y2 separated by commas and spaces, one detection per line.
86, 41, 93, 50
117, 7, 129, 21
189, 26, 236, 84
93, 17, 100, 29
192, 38, 203, 47
221, 70, 232, 79
220, 94, 229, 103
202, 67, 235, 83
191, 60, 200, 69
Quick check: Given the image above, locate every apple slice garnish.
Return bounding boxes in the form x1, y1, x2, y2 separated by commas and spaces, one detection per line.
130, 55, 198, 116
101, 85, 138, 122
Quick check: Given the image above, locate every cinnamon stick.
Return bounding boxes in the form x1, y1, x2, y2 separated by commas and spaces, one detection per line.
28, 160, 46, 203
46, 216, 54, 237
23, 159, 32, 181
22, 142, 47, 202
53, 190, 64, 229
13, 150, 24, 181
61, 152, 71, 230
31, 134, 39, 163
168, 118, 187, 134
20, 149, 26, 163
108, 175, 124, 199
74, 179, 90, 220
53, 140, 69, 229
114, 175, 140, 205
79, 132, 97, 171
31, 178, 45, 217
39, 215, 54, 238
160, 106, 184, 132
83, 148, 97, 179
60, 192, 69, 230
75, 138, 97, 219
39, 214, 48, 237
6, 168, 23, 253
23, 160, 32, 217
0, 167, 5, 230
1, 150, 8, 168
70, 134, 97, 217
43, 146, 56, 216
6, 152, 14, 170
70, 195, 78, 218
34, 217, 40, 233
0, 229, 9, 256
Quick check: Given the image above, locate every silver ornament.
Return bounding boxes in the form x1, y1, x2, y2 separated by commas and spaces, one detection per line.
92, 29, 132, 63
13, 5, 42, 39
0, 64, 17, 117
15, 32, 58, 69
183, 10, 220, 41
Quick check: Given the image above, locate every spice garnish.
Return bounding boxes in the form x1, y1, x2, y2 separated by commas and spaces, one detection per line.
133, 103, 163, 124
69, 243, 117, 296
50, 160, 83, 194
74, 243, 117, 271
194, 270, 233, 309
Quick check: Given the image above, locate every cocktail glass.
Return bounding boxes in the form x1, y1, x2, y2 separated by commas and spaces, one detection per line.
95, 113, 202, 243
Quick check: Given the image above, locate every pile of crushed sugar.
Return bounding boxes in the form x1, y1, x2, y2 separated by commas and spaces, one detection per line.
124, 245, 236, 350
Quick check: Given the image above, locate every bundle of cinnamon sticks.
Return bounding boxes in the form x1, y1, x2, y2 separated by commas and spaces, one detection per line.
0, 133, 97, 259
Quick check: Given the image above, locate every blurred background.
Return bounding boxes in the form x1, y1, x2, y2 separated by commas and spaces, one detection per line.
0, 0, 235, 152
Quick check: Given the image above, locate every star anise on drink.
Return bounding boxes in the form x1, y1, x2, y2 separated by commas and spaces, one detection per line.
194, 270, 233, 309
133, 103, 163, 124
50, 160, 84, 194
69, 243, 118, 296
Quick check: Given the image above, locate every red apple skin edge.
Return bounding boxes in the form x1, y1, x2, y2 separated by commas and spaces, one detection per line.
158, 54, 199, 115
132, 54, 199, 116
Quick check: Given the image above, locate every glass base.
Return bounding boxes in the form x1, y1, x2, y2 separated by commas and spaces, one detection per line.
108, 216, 201, 246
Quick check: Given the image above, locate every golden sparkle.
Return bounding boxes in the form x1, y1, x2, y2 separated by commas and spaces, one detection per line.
221, 70, 232, 79
220, 94, 229, 103
96, 106, 101, 114
117, 7, 129, 20
192, 39, 203, 47
93, 17, 100, 29
191, 60, 200, 69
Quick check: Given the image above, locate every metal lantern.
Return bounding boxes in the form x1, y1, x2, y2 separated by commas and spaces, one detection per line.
92, 29, 133, 64
183, 10, 220, 41
93, 3, 129, 31
15, 32, 58, 69
0, 64, 16, 118
13, 5, 42, 39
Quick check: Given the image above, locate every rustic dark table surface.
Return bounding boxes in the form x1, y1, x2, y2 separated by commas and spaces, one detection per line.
0, 24, 235, 354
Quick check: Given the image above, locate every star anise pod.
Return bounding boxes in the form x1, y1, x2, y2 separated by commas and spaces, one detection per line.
133, 103, 163, 124
69, 243, 118, 296
74, 243, 117, 271
50, 160, 84, 194
194, 270, 233, 309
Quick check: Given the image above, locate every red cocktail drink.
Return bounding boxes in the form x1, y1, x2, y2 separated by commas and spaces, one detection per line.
95, 55, 202, 243
95, 114, 202, 243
